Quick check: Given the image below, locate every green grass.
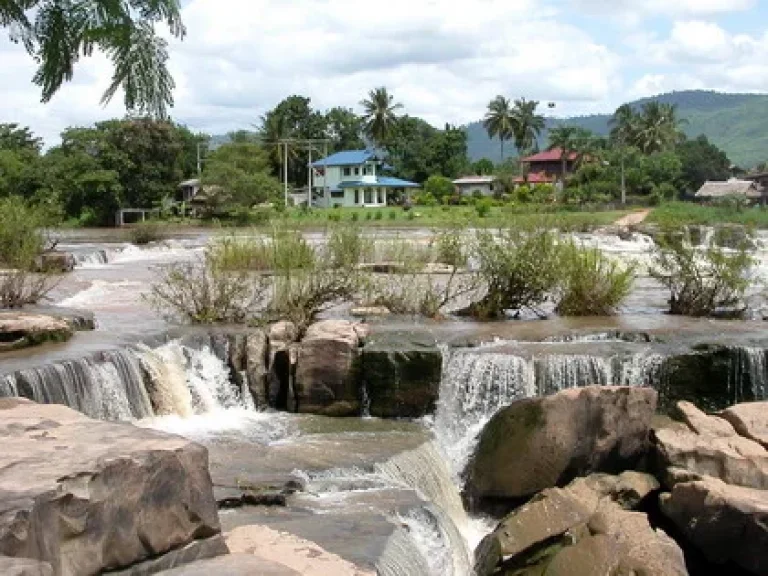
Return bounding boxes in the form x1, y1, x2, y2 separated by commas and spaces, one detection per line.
647, 202, 768, 228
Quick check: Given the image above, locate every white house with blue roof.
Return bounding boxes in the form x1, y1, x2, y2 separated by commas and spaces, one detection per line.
310, 149, 419, 208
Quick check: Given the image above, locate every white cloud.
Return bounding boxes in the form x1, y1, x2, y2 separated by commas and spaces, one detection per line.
574, 0, 755, 21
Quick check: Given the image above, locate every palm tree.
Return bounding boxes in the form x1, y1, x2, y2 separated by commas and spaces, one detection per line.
609, 104, 638, 147
547, 125, 580, 181
634, 102, 682, 154
360, 87, 403, 148
511, 98, 545, 156
483, 96, 514, 161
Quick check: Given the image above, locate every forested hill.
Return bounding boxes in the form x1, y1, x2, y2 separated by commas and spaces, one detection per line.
465, 90, 768, 168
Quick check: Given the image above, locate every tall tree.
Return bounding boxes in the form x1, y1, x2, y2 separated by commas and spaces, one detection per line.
360, 87, 402, 148
547, 125, 599, 180
677, 135, 731, 192
483, 96, 513, 161
634, 102, 683, 154
0, 0, 185, 117
609, 104, 638, 146
0, 124, 43, 153
511, 97, 545, 157
324, 107, 364, 152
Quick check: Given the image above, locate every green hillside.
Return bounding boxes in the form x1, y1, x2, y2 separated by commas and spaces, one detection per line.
465, 90, 768, 169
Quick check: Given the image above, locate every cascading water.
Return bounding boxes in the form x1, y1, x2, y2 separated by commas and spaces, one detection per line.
73, 249, 110, 266
729, 347, 768, 402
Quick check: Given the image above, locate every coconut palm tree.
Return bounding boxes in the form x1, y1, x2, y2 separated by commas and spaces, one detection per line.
360, 87, 403, 148
511, 98, 545, 156
609, 104, 638, 146
483, 96, 514, 161
634, 102, 682, 154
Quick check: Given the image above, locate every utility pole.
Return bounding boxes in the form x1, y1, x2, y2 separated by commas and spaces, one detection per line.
307, 143, 312, 208
196, 143, 202, 178
323, 141, 329, 208
283, 141, 289, 208
620, 146, 626, 206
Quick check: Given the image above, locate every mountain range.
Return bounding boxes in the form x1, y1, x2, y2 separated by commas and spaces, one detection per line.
465, 90, 768, 169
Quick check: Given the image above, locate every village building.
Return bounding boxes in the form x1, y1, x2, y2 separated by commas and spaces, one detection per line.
309, 150, 419, 207
695, 178, 764, 202
452, 175, 497, 197
516, 147, 579, 184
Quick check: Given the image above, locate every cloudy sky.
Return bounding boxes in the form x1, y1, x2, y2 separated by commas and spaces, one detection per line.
2, 0, 768, 144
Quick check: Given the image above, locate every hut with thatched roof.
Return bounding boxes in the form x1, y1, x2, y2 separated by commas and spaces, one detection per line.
694, 178, 763, 202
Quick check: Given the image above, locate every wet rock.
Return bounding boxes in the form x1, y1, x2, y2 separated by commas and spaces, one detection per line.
34, 251, 75, 273
465, 386, 657, 506
652, 412, 768, 490
269, 321, 298, 345
267, 321, 298, 410
0, 399, 221, 576
0, 313, 72, 351
361, 329, 442, 418
660, 477, 768, 575
156, 554, 301, 576
245, 329, 268, 406
720, 401, 768, 449
475, 475, 686, 576
294, 320, 362, 416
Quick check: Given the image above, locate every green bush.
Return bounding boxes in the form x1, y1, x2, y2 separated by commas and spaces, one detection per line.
554, 243, 636, 316
388, 210, 397, 220
649, 232, 754, 317
351, 212, 360, 222
406, 211, 416, 220
475, 199, 492, 218
434, 227, 467, 267
326, 225, 370, 269
130, 220, 167, 245
207, 235, 272, 271
374, 211, 383, 220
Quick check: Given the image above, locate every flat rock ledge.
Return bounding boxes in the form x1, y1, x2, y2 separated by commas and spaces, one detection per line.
0, 308, 95, 351
0, 398, 222, 576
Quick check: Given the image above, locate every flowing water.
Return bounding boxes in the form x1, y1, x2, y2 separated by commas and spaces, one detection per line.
3, 227, 768, 574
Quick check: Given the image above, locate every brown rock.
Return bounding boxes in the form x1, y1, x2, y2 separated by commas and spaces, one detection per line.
267, 321, 298, 409
660, 477, 768, 575
108, 535, 228, 576
294, 320, 362, 415
653, 426, 768, 489
0, 557, 53, 576
466, 386, 658, 503
34, 251, 75, 273
0, 313, 72, 351
674, 401, 736, 437
720, 401, 768, 449
157, 554, 301, 576
350, 306, 391, 318
0, 400, 221, 576
245, 329, 268, 406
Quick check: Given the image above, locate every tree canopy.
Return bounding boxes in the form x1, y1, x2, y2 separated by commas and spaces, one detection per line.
361, 87, 402, 148
0, 0, 185, 117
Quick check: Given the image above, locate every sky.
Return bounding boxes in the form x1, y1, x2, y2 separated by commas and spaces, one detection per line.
2, 0, 768, 144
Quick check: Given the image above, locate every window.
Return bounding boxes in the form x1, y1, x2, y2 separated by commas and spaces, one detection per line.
377, 189, 384, 203
364, 165, 371, 175
354, 167, 360, 175
354, 189, 360, 204
331, 190, 344, 198
364, 189, 373, 204
343, 167, 351, 176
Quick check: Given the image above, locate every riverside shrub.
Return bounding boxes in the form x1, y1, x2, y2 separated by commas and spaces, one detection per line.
649, 233, 754, 317
555, 242, 636, 316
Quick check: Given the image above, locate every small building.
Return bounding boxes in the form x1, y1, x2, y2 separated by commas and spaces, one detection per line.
520, 148, 579, 181
695, 179, 763, 202
178, 178, 201, 202
513, 172, 556, 185
452, 176, 497, 197
310, 150, 419, 207
743, 171, 768, 190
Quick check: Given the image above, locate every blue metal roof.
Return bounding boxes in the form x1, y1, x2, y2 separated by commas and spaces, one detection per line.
311, 149, 376, 167
338, 177, 419, 189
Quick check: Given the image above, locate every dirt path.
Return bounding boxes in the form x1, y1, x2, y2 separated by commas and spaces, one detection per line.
614, 209, 651, 227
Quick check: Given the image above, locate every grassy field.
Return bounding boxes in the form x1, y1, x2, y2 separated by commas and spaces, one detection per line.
646, 202, 768, 229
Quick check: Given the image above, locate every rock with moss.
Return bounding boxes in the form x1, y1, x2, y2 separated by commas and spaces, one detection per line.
360, 329, 442, 418
464, 386, 657, 509
0, 313, 73, 351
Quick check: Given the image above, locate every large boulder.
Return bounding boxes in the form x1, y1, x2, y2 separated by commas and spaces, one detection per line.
0, 398, 222, 576
720, 401, 768, 449
465, 386, 657, 506
294, 320, 363, 416
245, 329, 269, 406
267, 321, 298, 410
34, 251, 75, 273
652, 403, 768, 490
475, 474, 686, 576
660, 477, 768, 575
361, 329, 442, 418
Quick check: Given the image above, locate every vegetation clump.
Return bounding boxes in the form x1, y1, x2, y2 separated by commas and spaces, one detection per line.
650, 233, 753, 317
554, 242, 636, 316
129, 220, 167, 245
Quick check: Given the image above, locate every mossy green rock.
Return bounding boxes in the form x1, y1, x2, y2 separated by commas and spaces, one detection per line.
465, 386, 657, 508
361, 330, 442, 418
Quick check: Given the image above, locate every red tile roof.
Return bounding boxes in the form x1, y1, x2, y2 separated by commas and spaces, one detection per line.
513, 172, 554, 184
521, 148, 579, 163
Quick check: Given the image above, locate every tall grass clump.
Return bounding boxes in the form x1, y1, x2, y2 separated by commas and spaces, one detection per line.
649, 232, 754, 317
325, 225, 371, 269
554, 242, 636, 316
208, 234, 272, 271
433, 226, 468, 267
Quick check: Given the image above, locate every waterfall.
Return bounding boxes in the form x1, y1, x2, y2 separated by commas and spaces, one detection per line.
375, 442, 472, 576
376, 524, 434, 576
73, 249, 110, 266
3, 350, 153, 421
0, 340, 251, 422
729, 347, 768, 402
535, 354, 612, 395
434, 351, 534, 480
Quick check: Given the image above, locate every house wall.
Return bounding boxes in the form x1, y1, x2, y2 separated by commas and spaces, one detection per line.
527, 160, 575, 178
457, 183, 494, 197
335, 187, 388, 207
312, 162, 377, 190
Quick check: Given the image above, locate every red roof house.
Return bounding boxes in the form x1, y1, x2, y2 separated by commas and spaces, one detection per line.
520, 148, 579, 181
